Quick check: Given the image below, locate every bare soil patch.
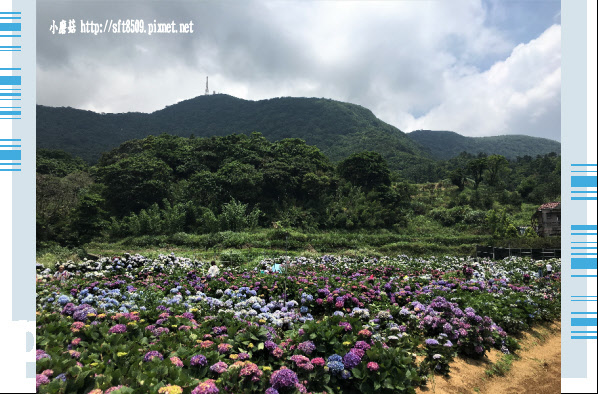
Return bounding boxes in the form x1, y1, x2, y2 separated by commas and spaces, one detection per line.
417, 321, 561, 394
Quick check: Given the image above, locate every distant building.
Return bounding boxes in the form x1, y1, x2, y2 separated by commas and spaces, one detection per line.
531, 202, 561, 237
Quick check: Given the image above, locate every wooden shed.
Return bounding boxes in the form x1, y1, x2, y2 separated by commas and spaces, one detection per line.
531, 202, 561, 237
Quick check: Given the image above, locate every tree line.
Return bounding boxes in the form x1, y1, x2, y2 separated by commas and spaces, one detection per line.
36, 133, 560, 248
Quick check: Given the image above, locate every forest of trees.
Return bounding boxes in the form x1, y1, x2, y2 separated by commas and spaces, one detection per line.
408, 130, 561, 160
37, 96, 560, 177
36, 133, 560, 249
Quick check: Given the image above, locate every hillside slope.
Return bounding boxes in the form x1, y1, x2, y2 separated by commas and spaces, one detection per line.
37, 95, 428, 169
407, 130, 560, 160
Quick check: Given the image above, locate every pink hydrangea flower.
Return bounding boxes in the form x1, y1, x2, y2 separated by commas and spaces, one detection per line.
170, 356, 184, 367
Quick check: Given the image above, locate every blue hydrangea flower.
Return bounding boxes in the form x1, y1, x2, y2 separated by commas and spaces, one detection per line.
327, 360, 345, 374
327, 354, 342, 363
54, 373, 67, 382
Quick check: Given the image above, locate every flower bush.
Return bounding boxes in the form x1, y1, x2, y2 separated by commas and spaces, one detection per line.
36, 254, 560, 393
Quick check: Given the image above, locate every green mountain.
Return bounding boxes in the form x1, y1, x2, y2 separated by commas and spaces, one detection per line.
407, 130, 560, 160
36, 95, 428, 170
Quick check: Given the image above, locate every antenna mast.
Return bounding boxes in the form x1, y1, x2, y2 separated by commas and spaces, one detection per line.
204, 76, 209, 95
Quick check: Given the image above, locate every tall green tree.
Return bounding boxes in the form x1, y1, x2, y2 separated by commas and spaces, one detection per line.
216, 161, 263, 202
485, 155, 509, 187
450, 168, 467, 191
337, 151, 391, 191
36, 171, 93, 245
71, 193, 107, 243
467, 158, 487, 189
96, 153, 173, 216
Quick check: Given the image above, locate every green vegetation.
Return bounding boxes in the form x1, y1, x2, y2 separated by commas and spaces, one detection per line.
36, 149, 88, 176
485, 354, 517, 377
37, 95, 426, 172
35, 254, 561, 393
408, 130, 560, 160
36, 132, 560, 255
37, 97, 560, 180
35, 96, 562, 393
83, 230, 492, 257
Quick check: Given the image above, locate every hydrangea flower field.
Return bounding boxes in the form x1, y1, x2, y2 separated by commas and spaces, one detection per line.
36, 254, 561, 393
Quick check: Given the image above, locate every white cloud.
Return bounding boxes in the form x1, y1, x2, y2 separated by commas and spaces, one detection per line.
403, 24, 561, 140
36, 0, 561, 141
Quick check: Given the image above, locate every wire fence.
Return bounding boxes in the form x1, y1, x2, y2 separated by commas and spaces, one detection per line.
476, 245, 560, 260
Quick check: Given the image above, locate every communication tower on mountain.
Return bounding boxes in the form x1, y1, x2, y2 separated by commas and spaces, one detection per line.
204, 76, 209, 95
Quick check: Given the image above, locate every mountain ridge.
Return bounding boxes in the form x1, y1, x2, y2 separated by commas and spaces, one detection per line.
36, 95, 560, 169
407, 129, 560, 160
37, 94, 426, 169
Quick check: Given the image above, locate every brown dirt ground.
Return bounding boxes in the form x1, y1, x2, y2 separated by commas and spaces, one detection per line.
417, 321, 561, 394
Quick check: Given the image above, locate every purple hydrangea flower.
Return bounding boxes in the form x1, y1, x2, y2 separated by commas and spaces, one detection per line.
61, 303, 76, 316
191, 379, 219, 394
270, 368, 299, 390
108, 324, 127, 334
191, 354, 208, 366
297, 341, 316, 355
143, 351, 163, 362
264, 340, 277, 350
152, 327, 170, 336
36, 374, 50, 390
213, 326, 227, 335
343, 351, 362, 369
73, 304, 96, 322
210, 361, 228, 374
36, 349, 51, 361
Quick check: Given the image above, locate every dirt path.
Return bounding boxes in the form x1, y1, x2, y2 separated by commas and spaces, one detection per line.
417, 321, 561, 394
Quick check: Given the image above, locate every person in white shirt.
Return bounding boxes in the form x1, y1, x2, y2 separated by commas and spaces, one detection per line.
207, 261, 220, 277
53, 265, 71, 282
546, 262, 552, 276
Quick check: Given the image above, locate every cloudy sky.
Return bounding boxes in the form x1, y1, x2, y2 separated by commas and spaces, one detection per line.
37, 0, 561, 141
